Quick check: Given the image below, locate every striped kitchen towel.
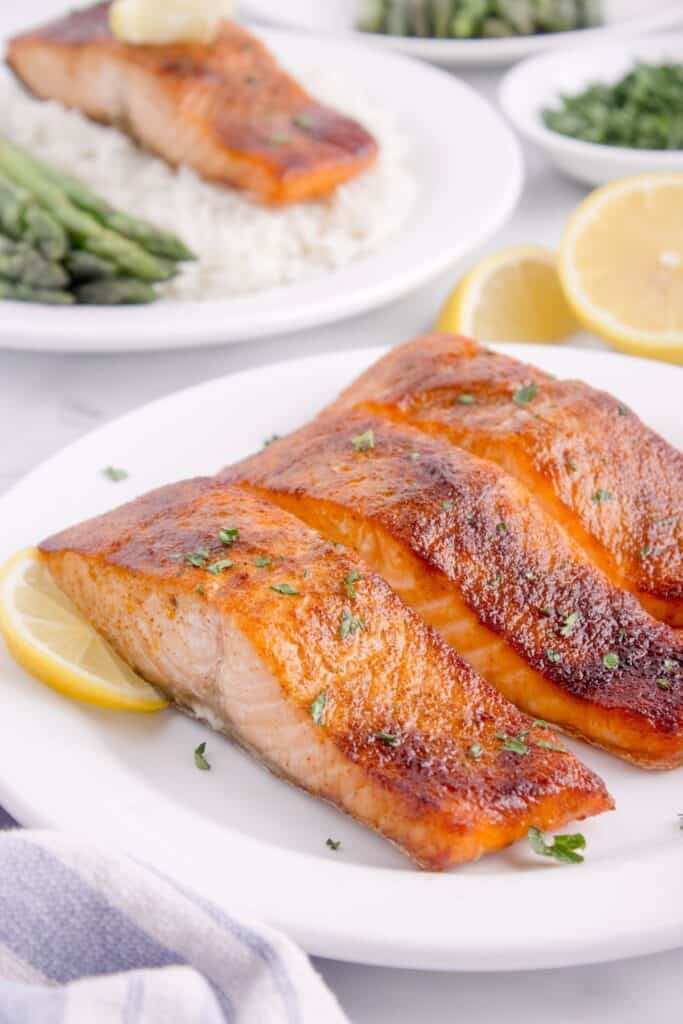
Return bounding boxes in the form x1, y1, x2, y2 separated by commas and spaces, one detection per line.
0, 829, 348, 1023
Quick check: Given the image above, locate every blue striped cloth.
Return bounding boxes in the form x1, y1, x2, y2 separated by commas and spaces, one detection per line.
0, 814, 347, 1023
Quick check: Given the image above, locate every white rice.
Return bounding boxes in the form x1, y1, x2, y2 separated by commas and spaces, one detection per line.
0, 68, 416, 300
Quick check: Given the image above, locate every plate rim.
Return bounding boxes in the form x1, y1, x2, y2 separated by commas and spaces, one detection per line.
0, 343, 682, 972
0, 25, 523, 353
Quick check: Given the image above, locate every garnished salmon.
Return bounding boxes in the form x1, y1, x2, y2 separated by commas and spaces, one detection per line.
7, 2, 378, 205
226, 414, 683, 769
40, 479, 611, 869
334, 334, 683, 627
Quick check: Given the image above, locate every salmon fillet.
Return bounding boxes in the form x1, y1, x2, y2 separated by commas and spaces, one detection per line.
7, 2, 378, 205
39, 479, 610, 870
225, 412, 683, 768
333, 334, 683, 627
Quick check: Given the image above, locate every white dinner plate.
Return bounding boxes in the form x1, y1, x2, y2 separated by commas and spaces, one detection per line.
0, 343, 682, 971
0, 26, 522, 353
242, 0, 683, 67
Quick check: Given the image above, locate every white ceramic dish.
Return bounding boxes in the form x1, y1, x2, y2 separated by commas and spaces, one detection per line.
0, 28, 523, 353
500, 35, 683, 188
0, 342, 682, 972
242, 0, 683, 67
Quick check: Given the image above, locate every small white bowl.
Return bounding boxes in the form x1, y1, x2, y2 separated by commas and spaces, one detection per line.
500, 35, 683, 188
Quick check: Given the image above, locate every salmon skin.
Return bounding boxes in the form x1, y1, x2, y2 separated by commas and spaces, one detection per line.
333, 334, 683, 627
226, 412, 683, 769
7, 2, 378, 205
40, 479, 610, 870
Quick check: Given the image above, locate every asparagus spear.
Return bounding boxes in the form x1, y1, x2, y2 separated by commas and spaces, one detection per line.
16, 148, 194, 261
0, 277, 73, 304
74, 278, 157, 305
0, 138, 174, 282
65, 250, 119, 283
0, 243, 68, 289
22, 204, 68, 261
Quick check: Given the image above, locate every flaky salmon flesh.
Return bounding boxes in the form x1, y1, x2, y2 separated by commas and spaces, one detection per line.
7, 2, 378, 205
227, 412, 683, 769
334, 334, 683, 628
40, 481, 611, 870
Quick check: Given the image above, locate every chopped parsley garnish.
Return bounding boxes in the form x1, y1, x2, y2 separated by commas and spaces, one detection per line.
592, 488, 615, 504
617, 405, 629, 416
442, 499, 453, 511
375, 732, 400, 747
565, 458, 577, 472
254, 555, 272, 568
528, 827, 585, 864
663, 659, 677, 673
310, 689, 327, 725
457, 393, 476, 405
545, 649, 562, 663
497, 522, 507, 533
102, 466, 128, 482
181, 548, 211, 568
194, 742, 210, 771
195, 583, 205, 596
293, 112, 314, 130
408, 451, 421, 461
513, 382, 537, 405
602, 651, 620, 670
468, 743, 483, 761
326, 837, 341, 851
270, 583, 299, 596
488, 574, 502, 588
219, 527, 239, 546
351, 429, 375, 452
340, 606, 365, 639
640, 545, 656, 560
263, 434, 281, 447
207, 558, 234, 575
524, 570, 536, 581
559, 611, 579, 637
657, 678, 672, 690
536, 739, 567, 753
344, 571, 361, 599
495, 732, 529, 755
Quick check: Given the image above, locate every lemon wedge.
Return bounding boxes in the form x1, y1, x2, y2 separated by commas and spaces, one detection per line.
436, 245, 579, 344
110, 0, 235, 46
0, 548, 167, 711
559, 174, 683, 365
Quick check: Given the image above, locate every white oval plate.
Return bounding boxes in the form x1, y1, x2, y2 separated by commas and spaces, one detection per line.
242, 0, 683, 67
0, 26, 522, 353
501, 34, 683, 188
0, 343, 682, 971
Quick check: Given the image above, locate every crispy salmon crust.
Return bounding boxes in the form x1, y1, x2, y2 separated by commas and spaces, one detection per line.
40, 480, 610, 869
225, 412, 683, 769
7, 2, 378, 204
333, 334, 683, 627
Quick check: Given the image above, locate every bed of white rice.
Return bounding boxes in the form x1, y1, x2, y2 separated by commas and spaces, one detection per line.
0, 68, 416, 300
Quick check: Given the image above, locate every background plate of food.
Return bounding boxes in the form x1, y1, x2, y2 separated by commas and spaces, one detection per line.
243, 0, 683, 67
0, 2, 522, 351
0, 339, 681, 971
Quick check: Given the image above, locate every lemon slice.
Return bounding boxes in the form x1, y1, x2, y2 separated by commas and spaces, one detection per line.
110, 0, 234, 46
436, 245, 579, 344
0, 548, 168, 711
559, 174, 683, 365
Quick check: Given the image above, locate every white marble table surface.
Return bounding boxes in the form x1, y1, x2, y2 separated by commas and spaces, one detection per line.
1, 3, 682, 1020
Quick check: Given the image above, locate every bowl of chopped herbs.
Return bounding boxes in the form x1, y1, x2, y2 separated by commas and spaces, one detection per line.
500, 36, 683, 186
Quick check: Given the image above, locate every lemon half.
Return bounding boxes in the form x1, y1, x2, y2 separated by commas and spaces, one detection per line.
0, 548, 167, 711
436, 245, 579, 344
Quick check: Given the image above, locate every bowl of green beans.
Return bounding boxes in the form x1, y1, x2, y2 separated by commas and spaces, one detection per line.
500, 35, 683, 186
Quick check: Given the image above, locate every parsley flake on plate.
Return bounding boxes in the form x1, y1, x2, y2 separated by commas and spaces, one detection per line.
513, 382, 537, 405
344, 571, 361, 599
326, 837, 341, 851
194, 742, 210, 771
559, 611, 579, 637
219, 527, 239, 546
602, 652, 620, 670
102, 466, 128, 482
310, 689, 327, 725
254, 555, 272, 568
375, 732, 400, 747
468, 743, 483, 761
351, 429, 375, 452
340, 606, 365, 639
528, 827, 585, 864
270, 583, 299, 596
495, 732, 529, 755
592, 488, 615, 504
207, 558, 233, 575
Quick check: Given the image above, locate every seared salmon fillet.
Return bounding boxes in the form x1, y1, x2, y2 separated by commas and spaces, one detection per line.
7, 3, 378, 204
335, 334, 683, 627
225, 413, 683, 768
39, 479, 610, 869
